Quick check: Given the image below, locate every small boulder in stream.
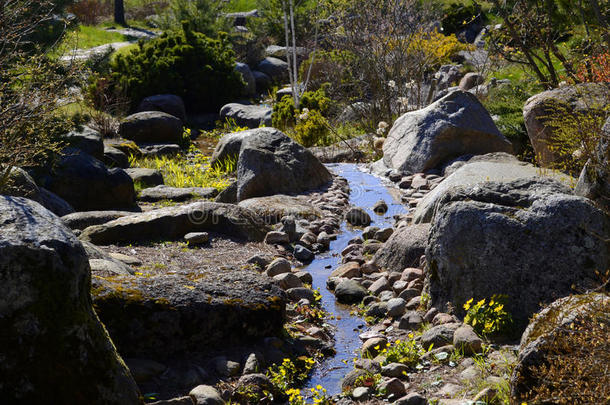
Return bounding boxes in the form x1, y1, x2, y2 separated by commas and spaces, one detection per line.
335, 279, 369, 304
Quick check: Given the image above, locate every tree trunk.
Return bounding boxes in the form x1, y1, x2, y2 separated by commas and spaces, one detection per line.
114, 0, 126, 26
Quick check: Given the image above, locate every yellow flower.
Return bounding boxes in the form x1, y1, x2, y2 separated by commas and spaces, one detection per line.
494, 304, 504, 312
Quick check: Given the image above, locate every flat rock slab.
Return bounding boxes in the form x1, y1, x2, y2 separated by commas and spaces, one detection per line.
138, 185, 218, 202
62, 210, 137, 230
92, 269, 286, 360
238, 194, 323, 224
80, 202, 270, 244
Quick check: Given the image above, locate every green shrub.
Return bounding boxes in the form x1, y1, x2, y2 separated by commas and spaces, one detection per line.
294, 109, 330, 147
272, 86, 332, 131
380, 334, 426, 368
300, 85, 332, 115
157, 0, 229, 37
272, 95, 297, 130
110, 23, 243, 112
483, 84, 535, 160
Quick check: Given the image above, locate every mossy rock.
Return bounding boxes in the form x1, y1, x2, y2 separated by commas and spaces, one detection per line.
92, 269, 286, 360
0, 196, 141, 404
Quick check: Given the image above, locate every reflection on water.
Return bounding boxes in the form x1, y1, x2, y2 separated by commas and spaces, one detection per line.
301, 163, 407, 395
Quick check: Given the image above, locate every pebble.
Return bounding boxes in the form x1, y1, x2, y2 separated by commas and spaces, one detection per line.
184, 232, 209, 245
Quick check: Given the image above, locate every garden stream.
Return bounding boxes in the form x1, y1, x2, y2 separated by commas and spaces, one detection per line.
301, 163, 407, 396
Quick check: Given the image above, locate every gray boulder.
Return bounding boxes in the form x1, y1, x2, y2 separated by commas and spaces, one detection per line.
80, 201, 270, 244
104, 145, 130, 168
137, 94, 186, 122
93, 268, 286, 360
219, 103, 272, 129
252, 70, 272, 93
119, 111, 183, 144
413, 152, 573, 223
373, 224, 430, 272
459, 72, 484, 91
426, 177, 609, 330
382, 90, 512, 174
235, 62, 256, 96
236, 128, 332, 201
265, 45, 307, 61
81, 240, 135, 276
44, 148, 136, 211
1, 166, 41, 201
0, 196, 141, 404
0, 168, 76, 216
523, 83, 609, 167
209, 128, 261, 170
125, 168, 164, 188
575, 116, 610, 214
256, 57, 288, 82
39, 187, 75, 216
62, 210, 136, 230
62, 126, 104, 160
335, 279, 368, 304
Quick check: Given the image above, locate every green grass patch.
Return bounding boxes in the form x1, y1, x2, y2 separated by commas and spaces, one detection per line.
130, 152, 234, 190
58, 25, 129, 52
223, 0, 258, 12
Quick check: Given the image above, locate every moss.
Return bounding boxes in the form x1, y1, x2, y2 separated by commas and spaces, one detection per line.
223, 298, 245, 305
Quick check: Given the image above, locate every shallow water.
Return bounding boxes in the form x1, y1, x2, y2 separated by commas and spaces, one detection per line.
301, 163, 407, 396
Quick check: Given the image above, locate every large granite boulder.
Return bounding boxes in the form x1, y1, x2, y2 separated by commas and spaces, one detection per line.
219, 103, 272, 129
0, 196, 141, 404
80, 201, 270, 244
373, 224, 430, 272
236, 128, 332, 201
575, 116, 610, 214
137, 94, 186, 122
382, 90, 512, 174
523, 83, 609, 167
119, 111, 183, 144
44, 148, 136, 211
511, 293, 609, 403
92, 269, 286, 360
413, 152, 572, 223
426, 178, 610, 330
